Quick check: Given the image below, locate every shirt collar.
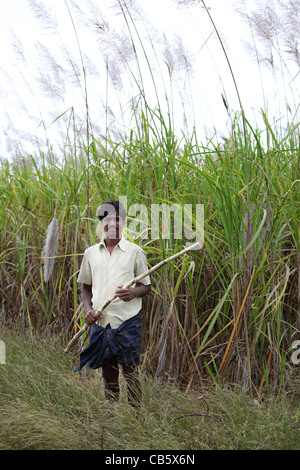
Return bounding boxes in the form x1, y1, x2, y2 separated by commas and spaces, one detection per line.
99, 236, 126, 251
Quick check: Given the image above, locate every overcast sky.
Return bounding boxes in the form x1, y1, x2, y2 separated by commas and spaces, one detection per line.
0, 0, 298, 158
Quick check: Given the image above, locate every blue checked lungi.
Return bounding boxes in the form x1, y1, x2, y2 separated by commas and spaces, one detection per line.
75, 312, 142, 371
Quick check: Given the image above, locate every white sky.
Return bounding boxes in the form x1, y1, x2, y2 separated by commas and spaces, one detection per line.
0, 0, 299, 158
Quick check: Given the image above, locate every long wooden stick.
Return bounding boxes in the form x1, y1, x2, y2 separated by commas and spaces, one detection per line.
64, 241, 200, 353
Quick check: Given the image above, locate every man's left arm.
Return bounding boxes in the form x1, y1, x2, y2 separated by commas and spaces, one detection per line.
116, 248, 151, 302
116, 283, 151, 302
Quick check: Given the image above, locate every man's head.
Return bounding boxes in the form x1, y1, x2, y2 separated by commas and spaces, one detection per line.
97, 200, 126, 240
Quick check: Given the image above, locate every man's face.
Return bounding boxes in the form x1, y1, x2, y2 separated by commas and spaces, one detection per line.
101, 212, 124, 239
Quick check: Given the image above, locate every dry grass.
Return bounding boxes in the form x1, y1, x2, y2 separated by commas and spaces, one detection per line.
0, 326, 299, 450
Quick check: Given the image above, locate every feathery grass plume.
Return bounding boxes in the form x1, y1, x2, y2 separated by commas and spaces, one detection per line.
236, 0, 300, 70
43, 217, 59, 283
26, 0, 58, 31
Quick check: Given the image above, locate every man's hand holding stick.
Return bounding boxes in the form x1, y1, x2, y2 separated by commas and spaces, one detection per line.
64, 242, 200, 353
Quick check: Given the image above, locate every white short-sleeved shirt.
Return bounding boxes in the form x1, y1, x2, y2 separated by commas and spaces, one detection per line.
77, 237, 151, 328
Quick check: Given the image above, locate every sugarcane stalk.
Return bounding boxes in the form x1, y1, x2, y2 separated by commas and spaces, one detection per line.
64, 241, 200, 353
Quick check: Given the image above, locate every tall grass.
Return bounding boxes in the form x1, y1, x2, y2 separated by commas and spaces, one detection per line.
0, 110, 299, 393
0, 0, 299, 395
0, 327, 299, 450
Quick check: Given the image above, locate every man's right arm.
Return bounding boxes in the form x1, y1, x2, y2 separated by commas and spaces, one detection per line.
81, 283, 100, 325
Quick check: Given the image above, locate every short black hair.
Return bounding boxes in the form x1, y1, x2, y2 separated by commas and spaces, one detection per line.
97, 199, 127, 222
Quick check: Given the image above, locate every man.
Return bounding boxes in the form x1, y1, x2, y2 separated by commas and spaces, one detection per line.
76, 200, 151, 407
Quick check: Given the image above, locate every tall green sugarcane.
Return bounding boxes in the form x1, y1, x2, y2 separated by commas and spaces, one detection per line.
64, 241, 200, 353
